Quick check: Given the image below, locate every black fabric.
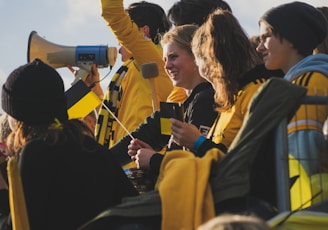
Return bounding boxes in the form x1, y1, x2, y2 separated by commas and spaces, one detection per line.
79, 191, 162, 230
76, 77, 307, 228
238, 64, 284, 89
149, 82, 218, 174
210, 78, 307, 209
80, 216, 161, 230
0, 135, 138, 230
110, 82, 217, 167
197, 64, 277, 157
215, 196, 277, 220
1, 59, 68, 124
0, 190, 9, 216
260, 1, 327, 56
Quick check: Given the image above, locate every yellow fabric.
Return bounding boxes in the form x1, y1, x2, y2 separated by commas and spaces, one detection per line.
310, 173, 328, 205
160, 117, 171, 135
95, 59, 133, 147
100, 0, 173, 152
7, 157, 30, 230
288, 72, 328, 134
166, 86, 187, 103
155, 148, 225, 230
288, 72, 328, 133
67, 90, 101, 120
289, 154, 312, 210
208, 81, 265, 148
268, 210, 328, 230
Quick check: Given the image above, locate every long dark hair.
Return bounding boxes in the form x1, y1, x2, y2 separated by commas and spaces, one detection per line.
192, 9, 262, 111
6, 119, 93, 158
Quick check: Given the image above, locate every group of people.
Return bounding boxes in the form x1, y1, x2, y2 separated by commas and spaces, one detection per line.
0, 0, 327, 229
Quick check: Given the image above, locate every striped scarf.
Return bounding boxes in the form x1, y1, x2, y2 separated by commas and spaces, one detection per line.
95, 58, 133, 147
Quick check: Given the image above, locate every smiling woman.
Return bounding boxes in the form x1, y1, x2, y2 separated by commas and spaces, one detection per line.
257, 1, 328, 176
0, 0, 324, 99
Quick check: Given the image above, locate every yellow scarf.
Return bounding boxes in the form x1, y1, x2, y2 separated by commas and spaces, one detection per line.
95, 58, 133, 147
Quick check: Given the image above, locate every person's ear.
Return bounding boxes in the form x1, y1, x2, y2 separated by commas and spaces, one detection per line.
140, 25, 150, 38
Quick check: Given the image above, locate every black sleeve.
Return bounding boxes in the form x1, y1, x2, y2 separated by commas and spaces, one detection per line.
110, 111, 170, 166
0, 189, 10, 230
19, 141, 53, 230
186, 91, 217, 129
149, 153, 164, 175
0, 213, 11, 230
197, 139, 227, 157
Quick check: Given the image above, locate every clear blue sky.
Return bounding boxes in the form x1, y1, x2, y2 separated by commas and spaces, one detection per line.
0, 0, 325, 95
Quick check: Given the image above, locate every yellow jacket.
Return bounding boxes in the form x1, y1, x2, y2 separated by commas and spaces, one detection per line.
288, 71, 328, 133
155, 148, 225, 229
209, 79, 266, 148
101, 0, 173, 147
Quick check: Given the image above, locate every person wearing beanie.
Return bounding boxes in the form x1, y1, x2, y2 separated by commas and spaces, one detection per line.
257, 1, 328, 176
0, 59, 138, 230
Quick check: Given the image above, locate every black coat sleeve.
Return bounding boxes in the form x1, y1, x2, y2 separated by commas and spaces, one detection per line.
109, 111, 170, 166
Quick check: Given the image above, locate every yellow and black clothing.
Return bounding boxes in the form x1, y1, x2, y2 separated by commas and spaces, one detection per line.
197, 64, 283, 156
97, 0, 174, 161
0, 135, 138, 230
110, 82, 218, 172
284, 54, 328, 175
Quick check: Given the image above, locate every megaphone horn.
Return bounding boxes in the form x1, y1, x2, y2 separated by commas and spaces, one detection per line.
27, 31, 117, 70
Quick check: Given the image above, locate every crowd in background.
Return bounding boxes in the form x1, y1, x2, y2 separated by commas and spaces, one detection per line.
0, 0, 327, 229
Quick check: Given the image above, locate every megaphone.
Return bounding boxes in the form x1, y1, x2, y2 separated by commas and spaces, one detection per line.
27, 31, 118, 83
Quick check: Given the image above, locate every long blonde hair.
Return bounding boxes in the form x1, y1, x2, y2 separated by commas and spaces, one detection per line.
192, 9, 261, 111
161, 24, 199, 54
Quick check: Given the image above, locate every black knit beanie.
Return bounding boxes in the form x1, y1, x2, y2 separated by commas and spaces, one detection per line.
260, 1, 327, 56
1, 58, 68, 125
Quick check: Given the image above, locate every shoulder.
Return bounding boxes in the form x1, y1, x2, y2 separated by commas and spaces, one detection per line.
293, 71, 328, 86
190, 82, 215, 100
21, 139, 52, 156
18, 139, 58, 172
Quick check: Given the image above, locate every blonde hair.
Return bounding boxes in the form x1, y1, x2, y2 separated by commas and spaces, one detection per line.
198, 214, 272, 230
161, 24, 199, 54
192, 9, 261, 111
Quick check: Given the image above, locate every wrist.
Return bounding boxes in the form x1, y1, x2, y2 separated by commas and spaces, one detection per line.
193, 136, 206, 151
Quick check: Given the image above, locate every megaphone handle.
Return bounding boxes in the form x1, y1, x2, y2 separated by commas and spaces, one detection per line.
71, 69, 89, 86
148, 78, 159, 111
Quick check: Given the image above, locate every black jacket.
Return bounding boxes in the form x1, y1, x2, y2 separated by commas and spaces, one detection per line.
0, 135, 138, 230
110, 82, 218, 171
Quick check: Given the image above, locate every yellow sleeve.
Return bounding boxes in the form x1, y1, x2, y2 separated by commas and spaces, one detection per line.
100, 0, 173, 111
166, 87, 187, 103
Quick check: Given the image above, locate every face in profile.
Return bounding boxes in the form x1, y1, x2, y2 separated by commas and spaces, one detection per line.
256, 21, 293, 73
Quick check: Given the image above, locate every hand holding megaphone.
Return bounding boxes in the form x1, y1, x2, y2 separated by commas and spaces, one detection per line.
27, 31, 118, 85
67, 64, 104, 100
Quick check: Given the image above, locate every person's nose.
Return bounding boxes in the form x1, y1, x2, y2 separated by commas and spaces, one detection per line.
256, 40, 265, 53
164, 60, 172, 70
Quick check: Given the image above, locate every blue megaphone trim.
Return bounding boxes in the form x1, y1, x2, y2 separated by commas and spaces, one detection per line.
75, 45, 108, 68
